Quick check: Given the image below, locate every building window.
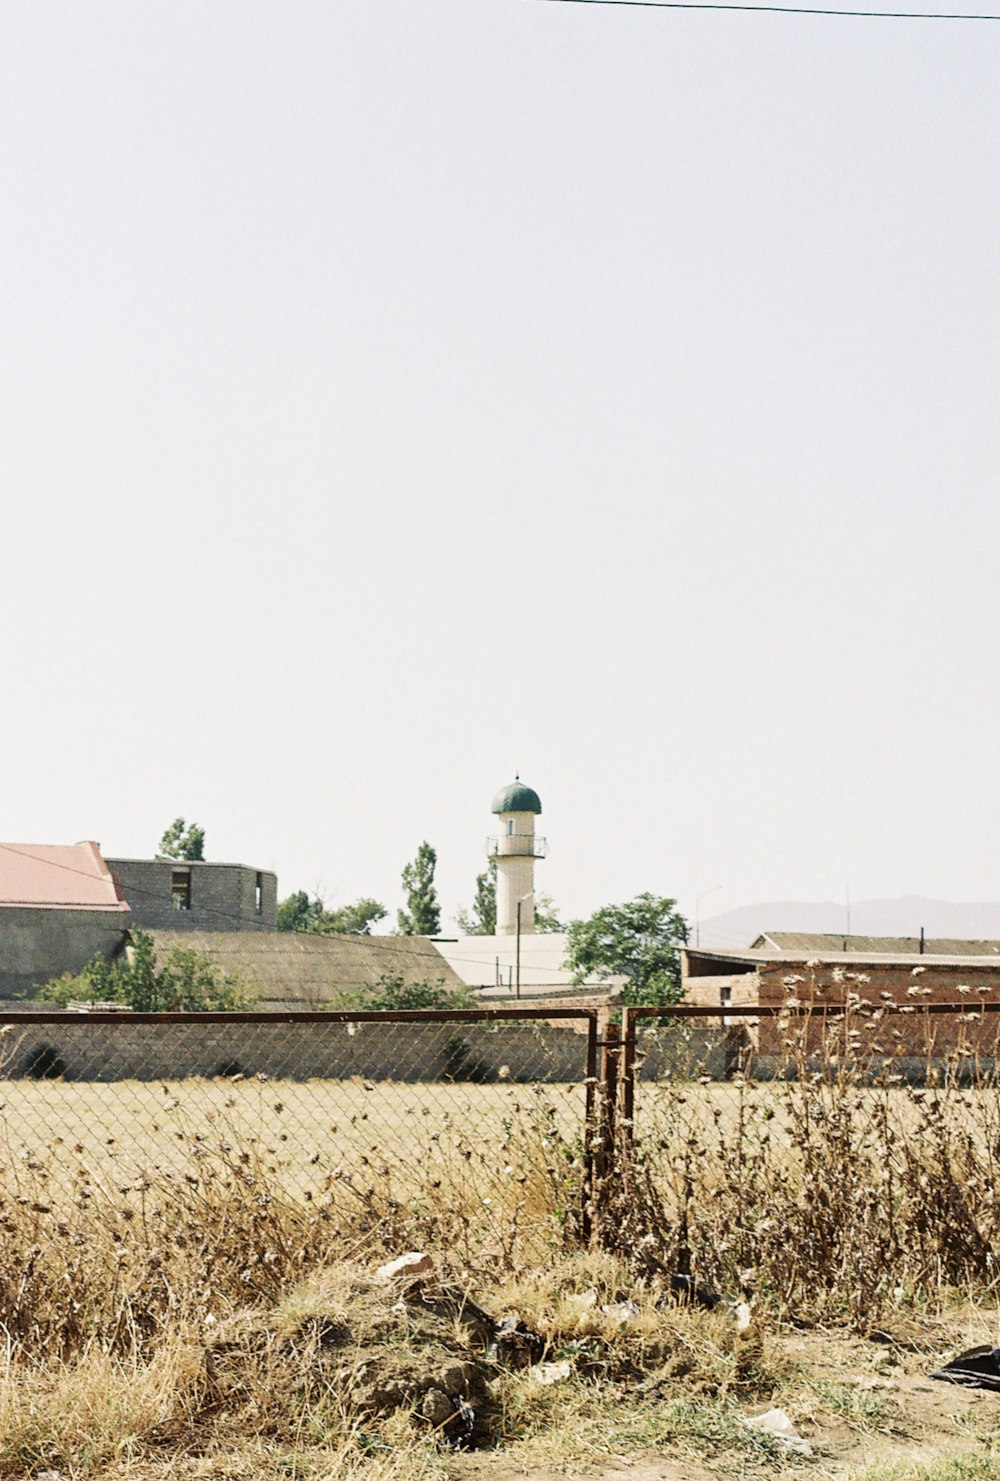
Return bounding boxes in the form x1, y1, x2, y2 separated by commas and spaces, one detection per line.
507, 819, 514, 836
171, 870, 192, 911
720, 986, 732, 1006
255, 872, 263, 914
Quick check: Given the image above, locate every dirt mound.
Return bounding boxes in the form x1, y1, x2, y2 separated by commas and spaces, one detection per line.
196, 1268, 501, 1447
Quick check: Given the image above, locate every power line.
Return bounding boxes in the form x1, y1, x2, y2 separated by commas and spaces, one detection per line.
0, 845, 580, 968
535, 0, 1000, 19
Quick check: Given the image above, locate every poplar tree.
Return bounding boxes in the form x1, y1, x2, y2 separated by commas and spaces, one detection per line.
397, 841, 441, 936
456, 859, 497, 935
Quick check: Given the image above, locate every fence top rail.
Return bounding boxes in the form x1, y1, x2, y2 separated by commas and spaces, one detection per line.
0, 1007, 599, 1027
625, 1001, 1000, 1020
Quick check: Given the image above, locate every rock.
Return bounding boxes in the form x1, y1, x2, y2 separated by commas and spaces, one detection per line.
376, 1251, 434, 1282
367, 1380, 406, 1413
437, 1360, 478, 1396
742, 1407, 813, 1456
668, 1273, 720, 1309
494, 1314, 545, 1368
421, 1388, 454, 1427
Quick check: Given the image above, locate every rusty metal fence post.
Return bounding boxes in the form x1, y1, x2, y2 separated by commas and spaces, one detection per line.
588, 1012, 631, 1244
620, 1006, 636, 1151
580, 1011, 599, 1244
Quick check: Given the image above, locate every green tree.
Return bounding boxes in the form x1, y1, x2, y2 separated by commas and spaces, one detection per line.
326, 898, 387, 934
342, 971, 470, 1011
126, 928, 160, 1010
564, 894, 689, 1007
158, 818, 206, 861
397, 841, 441, 936
277, 891, 387, 935
533, 892, 564, 933
276, 890, 324, 933
456, 859, 497, 935
42, 929, 251, 1012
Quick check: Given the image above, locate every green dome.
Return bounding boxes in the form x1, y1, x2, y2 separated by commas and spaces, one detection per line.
491, 778, 542, 815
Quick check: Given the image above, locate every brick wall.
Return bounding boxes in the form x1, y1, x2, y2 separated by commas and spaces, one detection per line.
681, 956, 1000, 1071
755, 959, 1000, 1063
755, 958, 1000, 1008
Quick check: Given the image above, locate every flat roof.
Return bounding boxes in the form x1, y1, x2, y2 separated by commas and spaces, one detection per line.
432, 932, 626, 990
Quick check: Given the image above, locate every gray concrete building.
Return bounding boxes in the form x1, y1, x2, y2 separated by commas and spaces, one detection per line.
105, 858, 278, 932
0, 841, 130, 998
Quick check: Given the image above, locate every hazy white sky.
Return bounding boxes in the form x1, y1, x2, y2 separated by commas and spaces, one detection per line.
2, 0, 999, 933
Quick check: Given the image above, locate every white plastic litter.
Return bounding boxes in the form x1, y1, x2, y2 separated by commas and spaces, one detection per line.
732, 1301, 753, 1332
602, 1300, 640, 1322
742, 1407, 813, 1456
530, 1360, 573, 1385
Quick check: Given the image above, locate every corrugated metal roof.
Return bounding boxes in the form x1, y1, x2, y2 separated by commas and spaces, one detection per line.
685, 945, 1000, 969
145, 929, 467, 1004
753, 932, 1000, 956
0, 842, 128, 912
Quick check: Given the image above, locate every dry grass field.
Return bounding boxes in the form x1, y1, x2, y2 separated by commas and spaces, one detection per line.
0, 1072, 588, 1207
2, 1037, 1000, 1480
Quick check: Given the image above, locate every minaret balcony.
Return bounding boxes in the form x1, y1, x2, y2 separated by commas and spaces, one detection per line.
486, 835, 548, 859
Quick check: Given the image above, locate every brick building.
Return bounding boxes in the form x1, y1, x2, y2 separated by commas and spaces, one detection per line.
682, 941, 1000, 1070
683, 941, 1000, 1010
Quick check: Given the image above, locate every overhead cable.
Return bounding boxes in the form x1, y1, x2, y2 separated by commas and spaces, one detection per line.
535, 0, 1000, 20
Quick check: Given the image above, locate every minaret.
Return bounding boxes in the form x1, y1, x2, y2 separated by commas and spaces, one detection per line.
489, 777, 546, 935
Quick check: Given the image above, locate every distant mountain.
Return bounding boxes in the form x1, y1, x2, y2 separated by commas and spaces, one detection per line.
696, 896, 1000, 952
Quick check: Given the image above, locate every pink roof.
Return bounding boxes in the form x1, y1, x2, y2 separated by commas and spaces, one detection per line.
0, 841, 129, 912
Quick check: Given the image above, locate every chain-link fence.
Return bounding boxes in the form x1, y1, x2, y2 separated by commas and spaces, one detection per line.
0, 1008, 599, 1253
8, 995, 997, 1314
612, 1002, 1000, 1319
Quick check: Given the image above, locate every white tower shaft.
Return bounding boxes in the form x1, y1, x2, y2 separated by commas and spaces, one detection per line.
495, 811, 538, 935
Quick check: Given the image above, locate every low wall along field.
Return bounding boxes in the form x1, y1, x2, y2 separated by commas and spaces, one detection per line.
0, 1016, 589, 1083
